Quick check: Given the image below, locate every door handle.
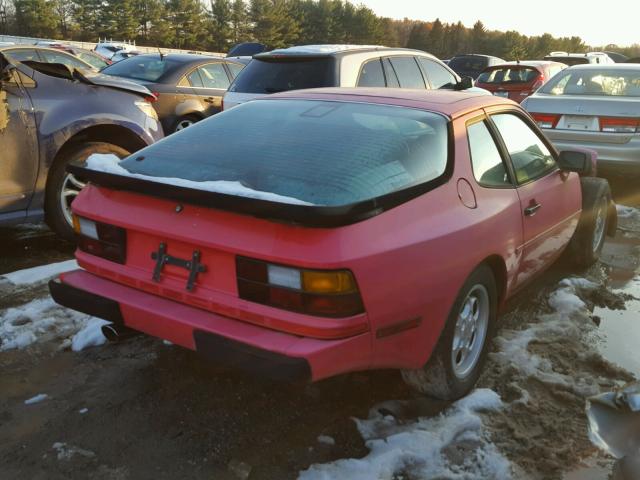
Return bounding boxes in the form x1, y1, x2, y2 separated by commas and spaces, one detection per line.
203, 97, 215, 103
524, 202, 542, 216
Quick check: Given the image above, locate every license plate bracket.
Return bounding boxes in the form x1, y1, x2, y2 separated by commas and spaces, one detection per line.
151, 242, 207, 291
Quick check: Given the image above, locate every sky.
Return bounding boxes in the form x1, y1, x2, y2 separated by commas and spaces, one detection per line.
360, 0, 639, 47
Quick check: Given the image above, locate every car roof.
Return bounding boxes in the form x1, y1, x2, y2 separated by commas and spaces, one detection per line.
266, 87, 512, 119
488, 60, 560, 68
255, 44, 428, 58
128, 52, 224, 63
564, 63, 640, 71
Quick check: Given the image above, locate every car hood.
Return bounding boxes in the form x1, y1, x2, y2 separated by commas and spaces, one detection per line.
83, 72, 152, 96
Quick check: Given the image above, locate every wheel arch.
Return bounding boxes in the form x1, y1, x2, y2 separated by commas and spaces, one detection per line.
480, 254, 508, 308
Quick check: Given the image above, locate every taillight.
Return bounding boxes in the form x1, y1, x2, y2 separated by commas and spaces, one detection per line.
145, 92, 159, 103
236, 257, 364, 318
599, 117, 640, 133
531, 112, 560, 129
73, 215, 126, 264
531, 75, 545, 91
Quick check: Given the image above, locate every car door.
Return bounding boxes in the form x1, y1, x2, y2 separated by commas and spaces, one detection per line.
0, 66, 38, 215
488, 109, 581, 285
187, 62, 231, 117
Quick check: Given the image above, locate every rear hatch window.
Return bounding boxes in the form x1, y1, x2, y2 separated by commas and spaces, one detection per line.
228, 57, 337, 94
477, 67, 539, 85
101, 56, 182, 82
96, 99, 449, 209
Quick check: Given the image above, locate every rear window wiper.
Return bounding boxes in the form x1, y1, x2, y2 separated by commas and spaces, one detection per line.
264, 87, 288, 93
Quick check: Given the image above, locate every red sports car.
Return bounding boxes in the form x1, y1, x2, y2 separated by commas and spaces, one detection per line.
50, 89, 615, 399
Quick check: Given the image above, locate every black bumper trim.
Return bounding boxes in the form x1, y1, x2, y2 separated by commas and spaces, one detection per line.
48, 280, 124, 324
193, 330, 311, 383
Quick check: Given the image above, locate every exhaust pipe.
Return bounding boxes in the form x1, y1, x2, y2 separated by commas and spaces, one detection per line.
101, 324, 140, 342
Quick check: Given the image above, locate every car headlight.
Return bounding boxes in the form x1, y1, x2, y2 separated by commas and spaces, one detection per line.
134, 100, 158, 120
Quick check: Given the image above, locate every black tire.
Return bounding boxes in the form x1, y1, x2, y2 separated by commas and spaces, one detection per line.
565, 177, 612, 268
45, 142, 130, 241
172, 114, 201, 133
401, 265, 497, 400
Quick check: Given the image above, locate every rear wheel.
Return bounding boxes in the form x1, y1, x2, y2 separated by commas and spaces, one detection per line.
401, 265, 497, 400
565, 177, 612, 268
45, 142, 130, 241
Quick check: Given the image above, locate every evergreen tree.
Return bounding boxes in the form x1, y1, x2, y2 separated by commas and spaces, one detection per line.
209, 0, 232, 51
13, 0, 58, 37
166, 0, 206, 49
74, 0, 101, 41
230, 0, 250, 44
427, 18, 444, 57
407, 22, 429, 51
469, 20, 486, 53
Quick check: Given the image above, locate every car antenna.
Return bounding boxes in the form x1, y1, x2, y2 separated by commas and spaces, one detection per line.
158, 48, 165, 61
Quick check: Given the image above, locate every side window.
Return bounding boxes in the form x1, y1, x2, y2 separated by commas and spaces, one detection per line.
468, 120, 511, 187
5, 49, 40, 62
418, 58, 457, 89
226, 62, 245, 79
357, 59, 385, 87
186, 69, 204, 88
39, 50, 89, 70
383, 58, 400, 87
389, 56, 425, 89
491, 113, 556, 184
198, 63, 231, 89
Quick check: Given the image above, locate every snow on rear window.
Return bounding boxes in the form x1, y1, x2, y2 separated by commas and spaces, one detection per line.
107, 99, 449, 207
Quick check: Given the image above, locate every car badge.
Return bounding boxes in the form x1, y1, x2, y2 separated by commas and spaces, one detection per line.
175, 204, 184, 213
576, 105, 584, 113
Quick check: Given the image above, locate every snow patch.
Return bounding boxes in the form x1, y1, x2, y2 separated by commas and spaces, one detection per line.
52, 442, 95, 461
616, 204, 640, 219
1, 259, 78, 285
24, 393, 48, 405
71, 318, 109, 352
299, 389, 511, 480
86, 154, 314, 206
79, 408, 89, 414
0, 296, 102, 352
492, 277, 602, 397
317, 435, 335, 446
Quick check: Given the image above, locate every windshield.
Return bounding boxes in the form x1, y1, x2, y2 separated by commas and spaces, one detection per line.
117, 99, 449, 206
449, 56, 489, 73
228, 58, 336, 94
477, 67, 539, 84
541, 68, 640, 96
101, 56, 182, 82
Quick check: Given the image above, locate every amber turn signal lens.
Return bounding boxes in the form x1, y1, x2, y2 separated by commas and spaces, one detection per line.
302, 270, 357, 294
72, 214, 81, 234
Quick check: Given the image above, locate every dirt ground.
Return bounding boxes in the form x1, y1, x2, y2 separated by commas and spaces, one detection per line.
1, 177, 639, 480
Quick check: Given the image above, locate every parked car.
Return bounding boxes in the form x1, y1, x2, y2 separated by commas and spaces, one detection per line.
543, 51, 614, 66
102, 53, 248, 133
0, 52, 163, 239
448, 54, 506, 79
627, 57, 640, 64
603, 51, 629, 63
522, 64, 640, 176
94, 42, 137, 61
475, 61, 567, 103
110, 50, 141, 63
224, 45, 475, 110
50, 88, 615, 400
0, 45, 96, 71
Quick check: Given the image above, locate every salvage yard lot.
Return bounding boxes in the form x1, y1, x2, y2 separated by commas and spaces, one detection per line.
0, 179, 638, 480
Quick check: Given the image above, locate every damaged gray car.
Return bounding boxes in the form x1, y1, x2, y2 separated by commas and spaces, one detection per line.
0, 52, 163, 240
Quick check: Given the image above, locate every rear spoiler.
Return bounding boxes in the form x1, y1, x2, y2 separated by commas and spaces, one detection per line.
67, 164, 449, 228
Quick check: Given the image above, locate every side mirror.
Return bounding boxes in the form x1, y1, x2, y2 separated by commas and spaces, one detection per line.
557, 149, 597, 176
455, 76, 474, 90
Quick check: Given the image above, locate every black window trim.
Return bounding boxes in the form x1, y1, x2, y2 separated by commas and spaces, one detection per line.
386, 55, 427, 89
485, 108, 560, 187
465, 113, 516, 189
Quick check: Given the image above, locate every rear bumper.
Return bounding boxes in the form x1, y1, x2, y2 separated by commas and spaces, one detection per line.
544, 130, 640, 175
49, 270, 372, 382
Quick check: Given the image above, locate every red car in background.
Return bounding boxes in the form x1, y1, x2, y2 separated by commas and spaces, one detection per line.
50, 89, 615, 400
476, 61, 567, 103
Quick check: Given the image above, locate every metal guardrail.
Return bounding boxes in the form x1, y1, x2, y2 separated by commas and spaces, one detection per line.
0, 35, 225, 57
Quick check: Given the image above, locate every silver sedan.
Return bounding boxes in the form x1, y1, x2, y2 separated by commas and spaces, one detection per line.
522, 64, 640, 175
